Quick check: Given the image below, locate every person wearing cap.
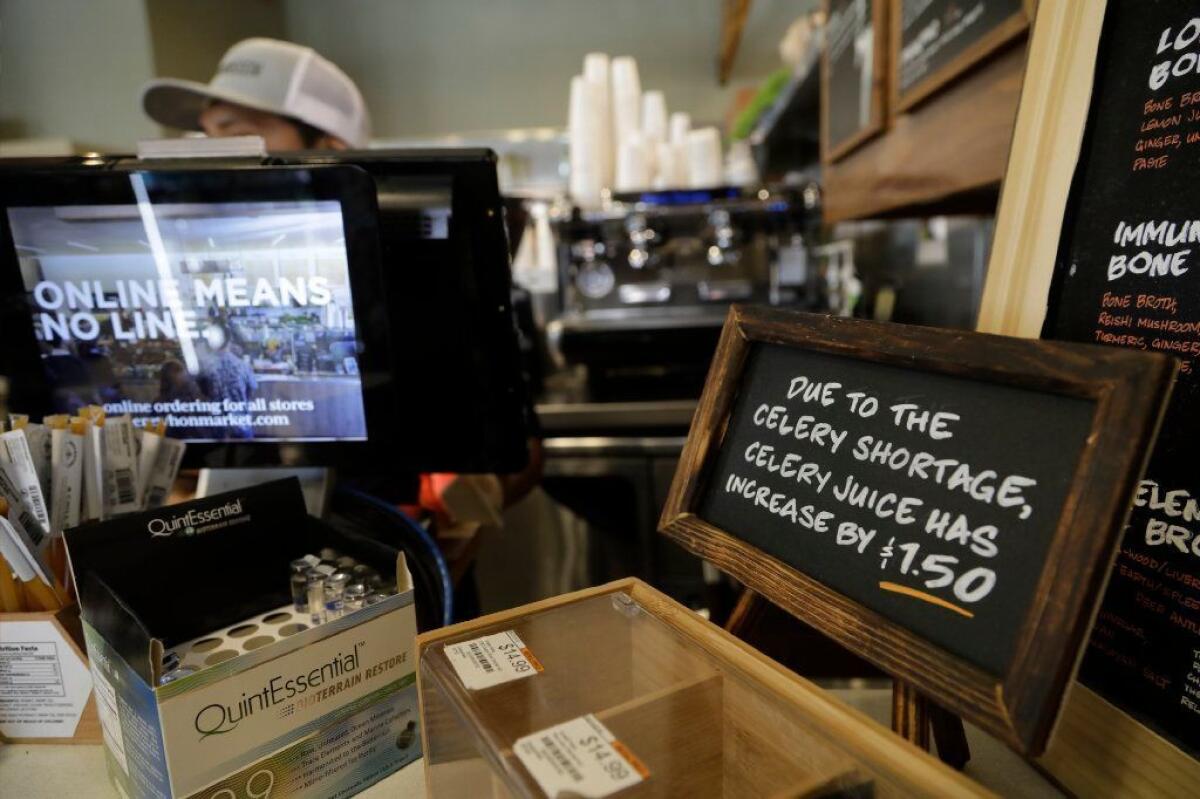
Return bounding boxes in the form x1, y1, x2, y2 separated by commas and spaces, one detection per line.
142, 38, 369, 150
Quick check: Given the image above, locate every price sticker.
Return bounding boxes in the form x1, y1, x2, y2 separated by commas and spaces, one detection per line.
514, 714, 649, 798
445, 629, 543, 690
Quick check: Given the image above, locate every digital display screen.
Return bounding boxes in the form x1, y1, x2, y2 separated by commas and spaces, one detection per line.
7, 197, 368, 442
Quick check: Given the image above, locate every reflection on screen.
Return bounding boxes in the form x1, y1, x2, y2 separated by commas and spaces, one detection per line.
7, 199, 367, 443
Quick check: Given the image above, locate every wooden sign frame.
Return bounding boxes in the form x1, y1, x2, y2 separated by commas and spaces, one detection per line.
889, 0, 1030, 114
822, 0, 889, 163
980, 0, 1200, 792
659, 305, 1173, 754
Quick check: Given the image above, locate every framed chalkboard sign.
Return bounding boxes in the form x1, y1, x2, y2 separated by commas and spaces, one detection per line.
891, 0, 1029, 113
823, 0, 889, 161
981, 0, 1200, 790
660, 305, 1173, 754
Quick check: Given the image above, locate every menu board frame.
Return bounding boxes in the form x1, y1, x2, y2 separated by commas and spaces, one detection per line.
822, 0, 890, 162
890, 0, 1031, 113
659, 304, 1173, 754
980, 0, 1200, 791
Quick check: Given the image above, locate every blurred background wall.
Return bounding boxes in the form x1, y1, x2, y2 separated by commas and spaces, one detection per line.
0, 0, 813, 150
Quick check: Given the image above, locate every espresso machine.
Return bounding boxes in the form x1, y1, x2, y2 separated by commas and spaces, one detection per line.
551, 186, 819, 400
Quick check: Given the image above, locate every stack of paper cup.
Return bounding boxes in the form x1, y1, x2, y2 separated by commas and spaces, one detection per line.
670, 112, 691, 145
726, 140, 759, 186
672, 143, 691, 188
643, 92, 668, 142
686, 127, 723, 188
653, 141, 672, 189
641, 90, 667, 177
568, 75, 604, 207
582, 53, 613, 190
615, 131, 651, 192
567, 54, 712, 196
611, 56, 642, 158
665, 112, 692, 190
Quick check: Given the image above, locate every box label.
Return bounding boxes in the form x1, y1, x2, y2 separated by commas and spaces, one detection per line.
84, 622, 171, 797
92, 661, 130, 775
514, 714, 649, 798
159, 605, 416, 796
184, 678, 421, 799
0, 620, 92, 739
445, 630, 542, 690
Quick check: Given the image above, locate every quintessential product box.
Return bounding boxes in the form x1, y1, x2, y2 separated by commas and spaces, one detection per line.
65, 478, 422, 799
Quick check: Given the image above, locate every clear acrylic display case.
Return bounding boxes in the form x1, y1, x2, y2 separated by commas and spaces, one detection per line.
417, 579, 990, 798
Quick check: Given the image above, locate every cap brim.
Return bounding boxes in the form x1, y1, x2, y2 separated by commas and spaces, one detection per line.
141, 78, 290, 132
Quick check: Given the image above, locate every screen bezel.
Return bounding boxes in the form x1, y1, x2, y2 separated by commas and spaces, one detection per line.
0, 164, 396, 468
286, 149, 532, 474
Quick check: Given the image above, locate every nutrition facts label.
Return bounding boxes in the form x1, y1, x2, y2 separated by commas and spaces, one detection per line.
0, 620, 93, 739
0, 642, 66, 697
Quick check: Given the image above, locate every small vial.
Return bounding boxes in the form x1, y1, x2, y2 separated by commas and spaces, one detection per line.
344, 582, 368, 613
162, 650, 180, 672
335, 555, 357, 570
158, 666, 196, 686
366, 574, 387, 590
324, 571, 351, 620
306, 570, 327, 625
351, 564, 378, 582
289, 558, 312, 612
319, 547, 340, 562
365, 591, 389, 606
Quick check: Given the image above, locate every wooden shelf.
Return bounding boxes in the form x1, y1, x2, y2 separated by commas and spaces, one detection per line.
823, 39, 1027, 223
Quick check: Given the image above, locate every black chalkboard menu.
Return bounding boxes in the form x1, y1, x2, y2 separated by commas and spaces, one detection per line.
699, 344, 1091, 675
660, 306, 1173, 753
894, 0, 1027, 110
824, 0, 886, 160
1043, 0, 1200, 761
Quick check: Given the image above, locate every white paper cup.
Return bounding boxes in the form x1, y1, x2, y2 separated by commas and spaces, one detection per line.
615, 132, 650, 192
686, 127, 723, 188
642, 91, 668, 142
583, 53, 613, 188
610, 56, 642, 152
653, 141, 676, 189
569, 75, 604, 206
671, 141, 690, 187
670, 112, 691, 145
583, 52, 609, 86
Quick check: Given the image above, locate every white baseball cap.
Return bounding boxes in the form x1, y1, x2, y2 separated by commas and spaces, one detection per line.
141, 38, 370, 147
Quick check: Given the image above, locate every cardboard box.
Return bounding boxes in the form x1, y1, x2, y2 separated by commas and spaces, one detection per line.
66, 478, 422, 799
